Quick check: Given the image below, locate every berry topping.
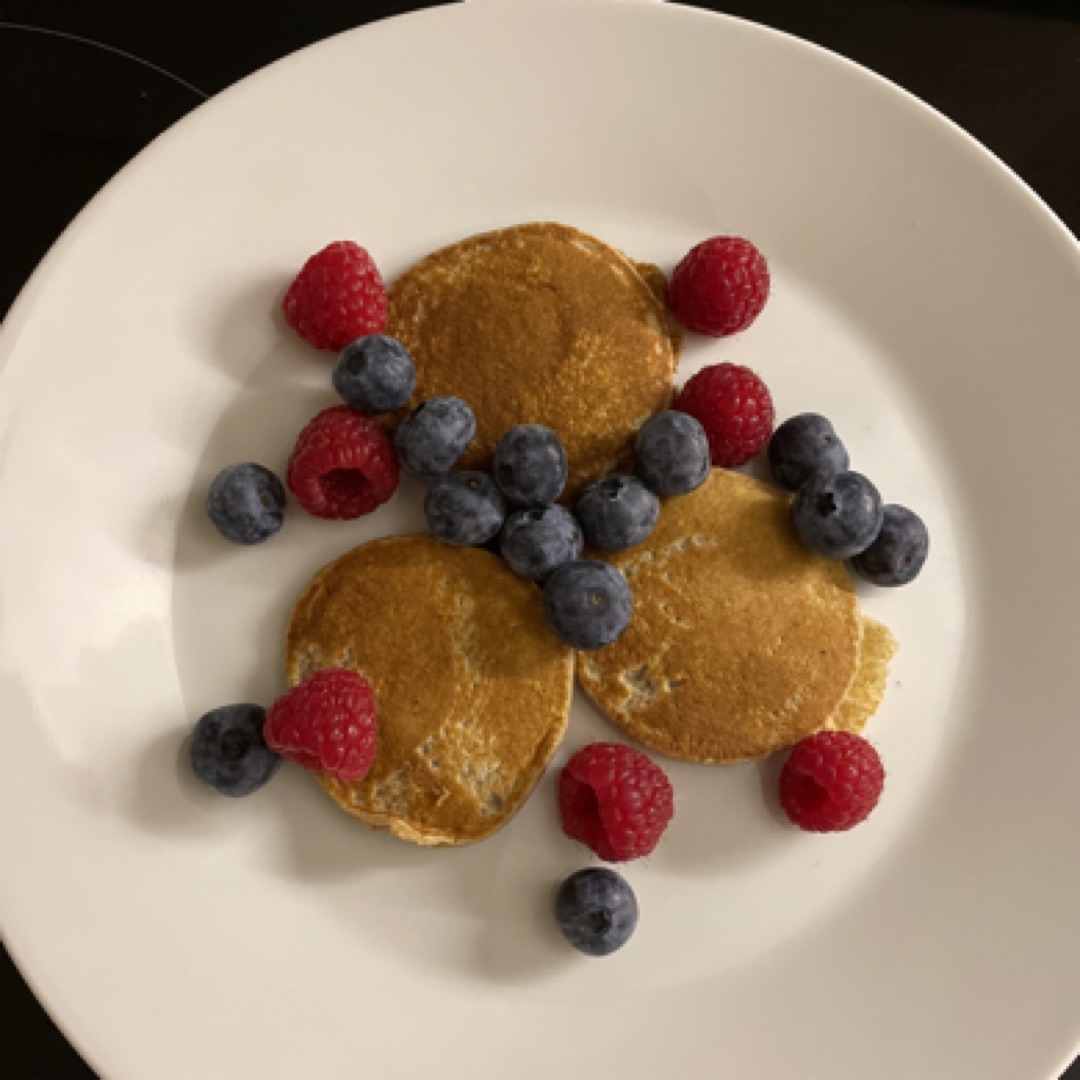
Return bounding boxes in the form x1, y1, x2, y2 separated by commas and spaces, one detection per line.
768, 412, 849, 492
287, 405, 399, 520
543, 560, 633, 651
554, 868, 639, 957
779, 731, 885, 832
791, 469, 883, 559
281, 241, 387, 351
559, 742, 674, 861
424, 471, 507, 546
669, 236, 770, 337
500, 505, 583, 582
673, 362, 775, 467
574, 474, 660, 552
205, 462, 286, 545
851, 504, 929, 586
264, 669, 378, 783
332, 335, 416, 416
492, 424, 568, 509
190, 704, 281, 797
634, 410, 711, 497
394, 396, 476, 477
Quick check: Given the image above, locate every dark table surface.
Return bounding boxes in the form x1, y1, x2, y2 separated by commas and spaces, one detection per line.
1, 1, 1078, 1077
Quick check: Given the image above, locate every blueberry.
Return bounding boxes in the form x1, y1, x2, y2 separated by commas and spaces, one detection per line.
575, 474, 660, 552
395, 397, 476, 477
425, 471, 506, 546
850, 504, 929, 586
791, 470, 884, 559
500, 505, 583, 582
543, 559, 632, 650
634, 411, 710, 497
190, 704, 281, 797
492, 425, 568, 508
768, 413, 849, 492
206, 463, 286, 545
554, 868, 638, 957
332, 335, 416, 415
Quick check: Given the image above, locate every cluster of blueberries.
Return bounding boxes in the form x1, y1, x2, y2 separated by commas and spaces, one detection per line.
207, 331, 712, 651
207, 332, 926, 661
396, 378, 712, 652
768, 414, 929, 586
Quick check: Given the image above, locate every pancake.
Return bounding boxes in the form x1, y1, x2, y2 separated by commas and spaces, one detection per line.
826, 616, 897, 736
634, 260, 683, 356
387, 223, 678, 497
577, 469, 870, 764
286, 535, 574, 845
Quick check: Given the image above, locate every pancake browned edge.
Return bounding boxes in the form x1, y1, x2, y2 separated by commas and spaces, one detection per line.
577, 470, 896, 764
387, 222, 679, 497
286, 535, 574, 846
634, 260, 684, 356
826, 616, 897, 736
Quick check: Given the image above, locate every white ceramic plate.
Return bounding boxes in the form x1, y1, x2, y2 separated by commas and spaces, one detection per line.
2, 2, 1078, 1078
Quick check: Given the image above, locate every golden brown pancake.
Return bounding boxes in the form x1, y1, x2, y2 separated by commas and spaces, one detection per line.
387, 223, 678, 497
634, 260, 683, 356
577, 470, 871, 763
827, 616, 897, 735
286, 535, 574, 845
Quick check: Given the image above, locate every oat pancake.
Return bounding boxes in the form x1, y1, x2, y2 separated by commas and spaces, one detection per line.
577, 469, 870, 763
826, 616, 897, 736
387, 223, 678, 497
286, 535, 574, 845
634, 260, 683, 355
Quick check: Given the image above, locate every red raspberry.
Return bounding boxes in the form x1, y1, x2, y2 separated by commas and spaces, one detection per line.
674, 362, 775, 467
265, 668, 378, 783
559, 743, 674, 862
287, 405, 399, 519
282, 241, 387, 351
779, 732, 885, 833
669, 236, 769, 337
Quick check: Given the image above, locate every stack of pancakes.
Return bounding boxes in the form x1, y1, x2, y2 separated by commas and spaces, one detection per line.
284, 224, 895, 846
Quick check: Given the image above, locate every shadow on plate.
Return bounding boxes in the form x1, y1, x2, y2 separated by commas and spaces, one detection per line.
757, 751, 791, 829
263, 768, 572, 984
127, 725, 246, 839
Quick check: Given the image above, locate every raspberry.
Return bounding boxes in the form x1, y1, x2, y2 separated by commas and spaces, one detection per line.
673, 362, 775, 467
287, 405, 399, 519
559, 743, 674, 862
264, 668, 378, 783
282, 241, 387, 351
669, 236, 769, 337
779, 732, 885, 833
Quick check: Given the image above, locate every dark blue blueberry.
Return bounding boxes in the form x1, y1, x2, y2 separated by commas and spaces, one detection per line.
190, 704, 281, 797
555, 868, 639, 957
791, 470, 884, 559
500, 505, 583, 582
206, 463, 286, 545
850, 504, 929, 586
492, 425, 568, 508
332, 335, 416, 416
542, 559, 632, 651
575, 474, 660, 552
395, 397, 476, 477
425, 471, 506, 546
768, 413, 849, 492
634, 411, 710, 497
